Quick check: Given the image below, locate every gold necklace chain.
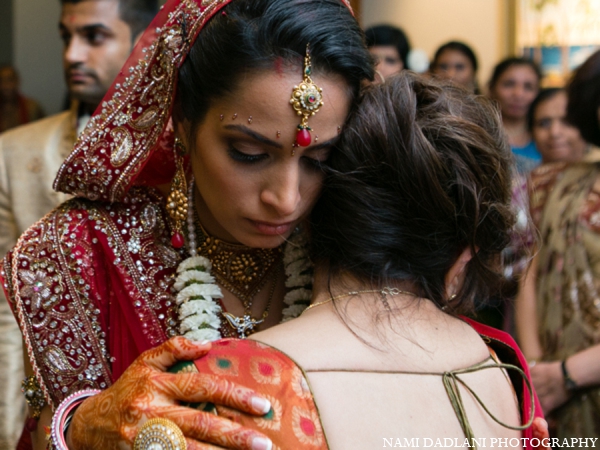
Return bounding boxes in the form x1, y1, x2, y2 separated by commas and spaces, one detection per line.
192, 208, 283, 338
221, 264, 281, 338
302, 287, 418, 315
194, 212, 283, 306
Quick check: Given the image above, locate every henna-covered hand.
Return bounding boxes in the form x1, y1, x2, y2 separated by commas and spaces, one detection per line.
68, 337, 273, 450
531, 417, 550, 449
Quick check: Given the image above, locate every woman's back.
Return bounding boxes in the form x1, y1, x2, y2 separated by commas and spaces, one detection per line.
252, 294, 523, 448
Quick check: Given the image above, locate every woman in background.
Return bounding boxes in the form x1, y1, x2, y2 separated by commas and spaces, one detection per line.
489, 57, 541, 174
365, 24, 411, 81
430, 41, 479, 94
516, 50, 600, 440
528, 88, 588, 164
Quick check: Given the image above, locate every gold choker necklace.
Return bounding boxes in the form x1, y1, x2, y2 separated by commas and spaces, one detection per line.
194, 217, 283, 337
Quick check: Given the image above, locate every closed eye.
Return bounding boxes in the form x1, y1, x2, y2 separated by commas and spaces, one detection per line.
227, 146, 268, 164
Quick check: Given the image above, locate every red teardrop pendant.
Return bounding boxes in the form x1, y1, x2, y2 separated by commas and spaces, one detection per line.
296, 128, 311, 147
171, 231, 185, 249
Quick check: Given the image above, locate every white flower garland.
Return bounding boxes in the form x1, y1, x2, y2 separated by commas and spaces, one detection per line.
174, 178, 312, 341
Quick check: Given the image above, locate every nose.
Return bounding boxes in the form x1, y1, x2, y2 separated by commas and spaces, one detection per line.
513, 84, 528, 100
260, 162, 302, 217
549, 119, 562, 138
64, 36, 87, 66
445, 67, 457, 80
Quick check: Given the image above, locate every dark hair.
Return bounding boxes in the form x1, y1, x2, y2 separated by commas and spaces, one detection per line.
177, 0, 373, 137
488, 57, 541, 91
364, 24, 411, 68
431, 41, 478, 73
310, 73, 514, 314
527, 87, 563, 131
60, 0, 159, 38
431, 41, 480, 94
567, 49, 600, 146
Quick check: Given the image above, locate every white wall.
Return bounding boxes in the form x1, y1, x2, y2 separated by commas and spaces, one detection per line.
13, 0, 65, 115
361, 0, 513, 93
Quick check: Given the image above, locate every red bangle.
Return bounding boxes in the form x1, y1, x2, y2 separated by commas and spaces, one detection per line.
50, 389, 101, 449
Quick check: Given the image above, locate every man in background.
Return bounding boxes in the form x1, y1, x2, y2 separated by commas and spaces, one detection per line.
0, 1, 158, 447
0, 65, 45, 133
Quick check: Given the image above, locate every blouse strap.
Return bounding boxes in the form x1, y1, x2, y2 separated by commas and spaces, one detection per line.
441, 359, 535, 443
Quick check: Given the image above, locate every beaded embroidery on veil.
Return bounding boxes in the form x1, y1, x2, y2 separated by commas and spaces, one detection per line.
53, 0, 353, 202
6, 0, 356, 409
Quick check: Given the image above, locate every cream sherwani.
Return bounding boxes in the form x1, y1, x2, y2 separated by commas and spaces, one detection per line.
0, 108, 76, 448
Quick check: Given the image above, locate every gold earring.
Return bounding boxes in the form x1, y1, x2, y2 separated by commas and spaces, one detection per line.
290, 43, 323, 151
167, 138, 188, 249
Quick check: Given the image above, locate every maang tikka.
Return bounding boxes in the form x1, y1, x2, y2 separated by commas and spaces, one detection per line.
290, 43, 323, 150
167, 138, 188, 249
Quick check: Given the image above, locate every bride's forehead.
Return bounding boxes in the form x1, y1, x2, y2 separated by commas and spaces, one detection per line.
218, 69, 349, 113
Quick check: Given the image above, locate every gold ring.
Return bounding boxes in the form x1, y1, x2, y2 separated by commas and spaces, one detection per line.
133, 418, 187, 450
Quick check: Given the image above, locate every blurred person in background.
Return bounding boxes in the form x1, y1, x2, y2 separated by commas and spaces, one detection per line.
515, 49, 600, 440
494, 88, 587, 335
489, 57, 541, 174
472, 58, 540, 332
365, 24, 410, 82
0, 65, 45, 133
0, 0, 158, 448
430, 41, 479, 94
528, 88, 588, 164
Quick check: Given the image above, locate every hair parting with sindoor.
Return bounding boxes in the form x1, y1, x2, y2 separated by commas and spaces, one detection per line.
310, 73, 515, 315
176, 0, 374, 143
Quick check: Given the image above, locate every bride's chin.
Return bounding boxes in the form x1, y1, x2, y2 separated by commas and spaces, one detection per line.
241, 232, 291, 249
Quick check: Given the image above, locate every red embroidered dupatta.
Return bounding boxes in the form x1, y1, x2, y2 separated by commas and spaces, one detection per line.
1, 0, 354, 413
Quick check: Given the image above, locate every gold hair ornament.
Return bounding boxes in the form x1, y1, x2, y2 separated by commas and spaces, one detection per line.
290, 43, 323, 151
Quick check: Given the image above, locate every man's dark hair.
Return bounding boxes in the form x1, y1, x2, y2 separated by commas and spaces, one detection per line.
60, 0, 159, 38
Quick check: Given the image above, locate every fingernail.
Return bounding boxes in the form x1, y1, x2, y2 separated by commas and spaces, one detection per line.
251, 436, 272, 450
251, 396, 271, 415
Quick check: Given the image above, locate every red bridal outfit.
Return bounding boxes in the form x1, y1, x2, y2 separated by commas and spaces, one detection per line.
0, 0, 321, 447
0, 0, 545, 448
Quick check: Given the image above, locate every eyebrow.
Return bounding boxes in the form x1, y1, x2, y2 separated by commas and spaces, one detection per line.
224, 124, 283, 149
59, 23, 113, 34
224, 124, 340, 151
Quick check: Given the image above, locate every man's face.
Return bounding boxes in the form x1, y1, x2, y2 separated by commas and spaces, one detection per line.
60, 0, 133, 109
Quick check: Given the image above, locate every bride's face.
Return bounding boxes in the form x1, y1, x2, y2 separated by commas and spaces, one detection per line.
182, 68, 351, 248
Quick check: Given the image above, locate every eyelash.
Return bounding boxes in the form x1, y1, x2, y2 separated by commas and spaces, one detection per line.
227, 147, 267, 163
228, 146, 327, 170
